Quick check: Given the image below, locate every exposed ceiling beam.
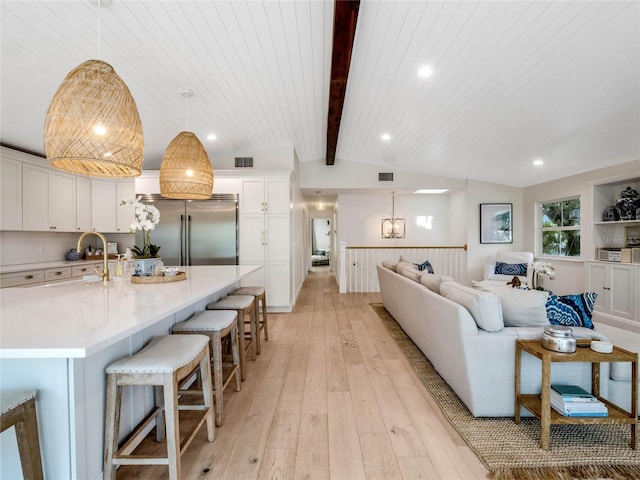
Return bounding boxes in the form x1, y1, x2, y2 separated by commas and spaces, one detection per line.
326, 0, 360, 166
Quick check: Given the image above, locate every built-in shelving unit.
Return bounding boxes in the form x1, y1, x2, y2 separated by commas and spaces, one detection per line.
588, 175, 640, 329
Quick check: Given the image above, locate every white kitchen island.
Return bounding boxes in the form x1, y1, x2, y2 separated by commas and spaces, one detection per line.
0, 265, 261, 480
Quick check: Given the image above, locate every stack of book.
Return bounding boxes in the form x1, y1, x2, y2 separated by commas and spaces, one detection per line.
550, 384, 609, 417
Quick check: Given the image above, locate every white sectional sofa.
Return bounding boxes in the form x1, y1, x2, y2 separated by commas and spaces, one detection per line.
377, 262, 620, 417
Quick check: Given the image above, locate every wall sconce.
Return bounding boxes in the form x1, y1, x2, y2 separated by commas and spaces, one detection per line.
381, 193, 405, 239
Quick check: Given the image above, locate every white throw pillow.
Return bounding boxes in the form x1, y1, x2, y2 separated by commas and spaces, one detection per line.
420, 274, 454, 294
382, 260, 398, 272
472, 281, 549, 327
398, 264, 421, 282
440, 281, 504, 332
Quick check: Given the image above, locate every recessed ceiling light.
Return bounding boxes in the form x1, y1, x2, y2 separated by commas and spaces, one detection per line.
533, 159, 544, 166
381, 133, 391, 141
414, 189, 449, 194
418, 65, 433, 78
207, 134, 217, 141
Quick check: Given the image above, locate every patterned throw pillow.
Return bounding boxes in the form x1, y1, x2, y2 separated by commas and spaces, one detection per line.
414, 260, 434, 274
494, 261, 528, 277
545, 293, 598, 329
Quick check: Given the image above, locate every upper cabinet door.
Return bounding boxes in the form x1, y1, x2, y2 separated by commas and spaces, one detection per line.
22, 164, 50, 231
240, 178, 266, 214
91, 180, 117, 232
265, 178, 290, 214
49, 170, 76, 232
76, 177, 92, 232
116, 181, 135, 233
0, 157, 22, 230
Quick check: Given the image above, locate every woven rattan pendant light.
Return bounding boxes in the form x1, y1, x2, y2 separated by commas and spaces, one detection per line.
44, 1, 143, 177
160, 89, 213, 199
44, 59, 144, 177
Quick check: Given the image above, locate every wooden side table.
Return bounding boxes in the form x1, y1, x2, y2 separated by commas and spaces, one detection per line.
515, 339, 637, 450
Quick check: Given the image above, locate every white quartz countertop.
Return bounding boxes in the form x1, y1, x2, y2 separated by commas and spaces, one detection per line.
0, 265, 261, 359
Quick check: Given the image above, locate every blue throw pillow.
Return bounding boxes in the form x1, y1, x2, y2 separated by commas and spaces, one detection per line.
414, 260, 434, 274
495, 261, 528, 277
545, 293, 598, 329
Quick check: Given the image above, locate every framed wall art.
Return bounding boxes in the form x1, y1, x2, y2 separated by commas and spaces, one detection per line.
480, 203, 513, 244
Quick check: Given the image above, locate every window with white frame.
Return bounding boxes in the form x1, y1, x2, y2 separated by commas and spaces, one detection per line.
540, 198, 581, 257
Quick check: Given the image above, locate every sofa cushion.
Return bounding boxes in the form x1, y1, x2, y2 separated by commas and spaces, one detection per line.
440, 281, 504, 332
398, 263, 421, 282
420, 273, 454, 294
413, 260, 434, 274
382, 260, 398, 272
494, 261, 528, 277
545, 293, 598, 329
473, 282, 549, 327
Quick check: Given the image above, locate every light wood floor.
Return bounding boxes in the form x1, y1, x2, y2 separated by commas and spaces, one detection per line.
116, 267, 489, 479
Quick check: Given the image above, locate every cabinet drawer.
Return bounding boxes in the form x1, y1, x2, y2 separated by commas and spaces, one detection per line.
71, 264, 99, 277
0, 269, 44, 288
44, 267, 72, 282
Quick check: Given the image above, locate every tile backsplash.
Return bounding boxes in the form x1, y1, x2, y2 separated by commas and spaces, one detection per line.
0, 231, 134, 266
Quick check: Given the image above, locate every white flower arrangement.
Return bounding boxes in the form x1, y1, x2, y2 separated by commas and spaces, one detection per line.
531, 261, 555, 290
531, 261, 555, 280
121, 197, 161, 258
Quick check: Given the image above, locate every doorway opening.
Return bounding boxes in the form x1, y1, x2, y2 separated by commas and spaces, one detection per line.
311, 218, 331, 268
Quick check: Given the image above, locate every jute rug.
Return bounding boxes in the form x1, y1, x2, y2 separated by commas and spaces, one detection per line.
369, 303, 640, 480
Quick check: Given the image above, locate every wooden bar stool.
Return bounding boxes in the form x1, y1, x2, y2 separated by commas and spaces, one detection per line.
172, 310, 241, 427
103, 334, 214, 480
0, 390, 44, 480
206, 294, 257, 381
233, 286, 269, 354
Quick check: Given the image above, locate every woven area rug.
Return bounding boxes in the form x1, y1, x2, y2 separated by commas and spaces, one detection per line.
369, 303, 640, 480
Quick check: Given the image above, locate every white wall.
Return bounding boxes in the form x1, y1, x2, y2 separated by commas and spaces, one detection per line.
336, 192, 459, 248
300, 158, 467, 191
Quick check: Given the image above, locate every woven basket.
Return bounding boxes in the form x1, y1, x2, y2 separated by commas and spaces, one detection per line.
130, 271, 186, 284
160, 131, 213, 199
44, 59, 144, 177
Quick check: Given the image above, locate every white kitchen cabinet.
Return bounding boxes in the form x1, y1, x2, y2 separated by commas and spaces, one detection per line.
76, 177, 92, 232
116, 181, 135, 233
586, 261, 638, 323
91, 180, 117, 232
239, 175, 292, 310
239, 177, 289, 214
0, 156, 22, 230
22, 163, 76, 232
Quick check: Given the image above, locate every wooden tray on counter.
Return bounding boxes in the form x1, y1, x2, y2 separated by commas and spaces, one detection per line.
130, 271, 186, 284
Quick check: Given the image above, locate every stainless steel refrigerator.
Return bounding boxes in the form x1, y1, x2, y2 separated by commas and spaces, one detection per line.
136, 194, 238, 266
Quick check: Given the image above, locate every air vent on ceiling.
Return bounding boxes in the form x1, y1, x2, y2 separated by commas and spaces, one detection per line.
235, 157, 254, 168
378, 172, 394, 182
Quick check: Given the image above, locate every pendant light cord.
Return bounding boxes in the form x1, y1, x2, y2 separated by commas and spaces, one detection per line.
185, 93, 190, 131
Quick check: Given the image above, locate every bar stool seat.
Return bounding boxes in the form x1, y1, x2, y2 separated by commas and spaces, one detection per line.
172, 310, 241, 426
206, 294, 257, 381
104, 334, 214, 480
0, 390, 44, 480
233, 286, 269, 353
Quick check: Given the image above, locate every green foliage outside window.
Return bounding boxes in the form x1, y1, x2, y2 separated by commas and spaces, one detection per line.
541, 199, 581, 257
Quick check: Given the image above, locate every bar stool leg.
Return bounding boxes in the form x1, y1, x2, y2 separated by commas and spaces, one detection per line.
14, 398, 43, 480
248, 305, 258, 360
212, 330, 224, 427
231, 323, 241, 392
103, 376, 120, 480
261, 292, 269, 341
198, 351, 215, 442
154, 385, 165, 442
235, 308, 247, 381
164, 374, 180, 480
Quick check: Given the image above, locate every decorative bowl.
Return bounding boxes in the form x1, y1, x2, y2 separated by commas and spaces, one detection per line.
163, 267, 180, 277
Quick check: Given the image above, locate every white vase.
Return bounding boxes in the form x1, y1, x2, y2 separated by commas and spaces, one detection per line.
133, 257, 162, 276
